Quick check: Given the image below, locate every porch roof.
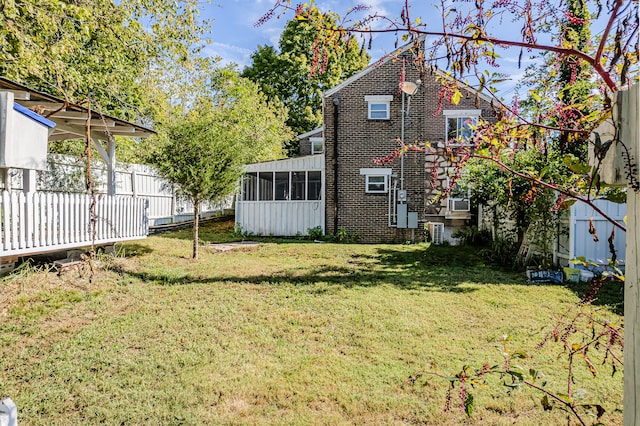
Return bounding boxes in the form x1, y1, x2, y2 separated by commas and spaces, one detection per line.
0, 77, 155, 142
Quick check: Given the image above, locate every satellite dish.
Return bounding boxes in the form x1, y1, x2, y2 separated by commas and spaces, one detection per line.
400, 81, 419, 95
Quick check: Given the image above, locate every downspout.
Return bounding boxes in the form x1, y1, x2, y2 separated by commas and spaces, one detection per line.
333, 96, 339, 234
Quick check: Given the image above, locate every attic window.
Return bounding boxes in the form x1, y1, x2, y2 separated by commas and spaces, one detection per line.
365, 95, 393, 120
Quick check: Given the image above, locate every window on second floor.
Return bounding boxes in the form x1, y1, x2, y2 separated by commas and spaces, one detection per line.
365, 95, 393, 120
444, 110, 481, 145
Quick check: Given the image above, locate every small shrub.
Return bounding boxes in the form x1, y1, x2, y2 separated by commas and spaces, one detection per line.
478, 236, 519, 268
307, 226, 324, 241
452, 226, 492, 246
233, 224, 254, 239
328, 227, 361, 243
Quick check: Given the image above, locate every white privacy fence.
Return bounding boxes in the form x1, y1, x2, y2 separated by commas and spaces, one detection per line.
0, 191, 148, 256
3, 154, 232, 226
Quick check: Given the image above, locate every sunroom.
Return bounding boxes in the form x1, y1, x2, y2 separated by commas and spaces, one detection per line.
235, 154, 324, 237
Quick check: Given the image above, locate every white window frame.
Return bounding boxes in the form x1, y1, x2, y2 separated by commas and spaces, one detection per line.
310, 137, 324, 154
360, 168, 392, 193
444, 109, 481, 146
445, 168, 471, 212
365, 95, 393, 120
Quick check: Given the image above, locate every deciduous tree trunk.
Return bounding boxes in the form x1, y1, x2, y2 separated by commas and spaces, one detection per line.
193, 200, 199, 259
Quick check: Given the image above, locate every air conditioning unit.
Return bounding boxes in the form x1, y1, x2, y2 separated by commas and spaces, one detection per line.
448, 198, 470, 212
428, 222, 445, 245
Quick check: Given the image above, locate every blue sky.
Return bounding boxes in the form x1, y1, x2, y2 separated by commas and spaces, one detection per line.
198, 0, 609, 97
198, 0, 541, 98
202, 1, 428, 70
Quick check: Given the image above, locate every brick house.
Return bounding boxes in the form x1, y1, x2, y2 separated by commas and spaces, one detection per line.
236, 40, 496, 243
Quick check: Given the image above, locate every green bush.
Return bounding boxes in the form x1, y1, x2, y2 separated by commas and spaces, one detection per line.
307, 226, 324, 241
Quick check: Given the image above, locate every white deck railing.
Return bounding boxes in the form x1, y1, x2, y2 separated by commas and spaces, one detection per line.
1, 191, 148, 257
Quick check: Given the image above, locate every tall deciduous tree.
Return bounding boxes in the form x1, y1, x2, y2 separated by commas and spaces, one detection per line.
243, 5, 369, 154
0, 0, 210, 120
150, 66, 292, 259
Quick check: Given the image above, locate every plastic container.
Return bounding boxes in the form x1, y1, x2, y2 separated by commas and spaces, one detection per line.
579, 270, 595, 282
563, 267, 581, 283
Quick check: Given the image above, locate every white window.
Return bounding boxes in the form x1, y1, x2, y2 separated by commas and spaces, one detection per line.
310, 137, 324, 154
360, 168, 392, 193
445, 168, 471, 212
444, 109, 481, 145
365, 95, 393, 120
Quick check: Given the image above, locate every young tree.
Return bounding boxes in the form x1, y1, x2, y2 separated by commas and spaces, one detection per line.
243, 5, 370, 154
151, 66, 293, 259
153, 111, 242, 260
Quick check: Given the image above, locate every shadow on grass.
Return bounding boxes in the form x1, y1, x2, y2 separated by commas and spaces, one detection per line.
112, 244, 529, 293
115, 243, 154, 257
110, 238, 625, 313
565, 279, 624, 314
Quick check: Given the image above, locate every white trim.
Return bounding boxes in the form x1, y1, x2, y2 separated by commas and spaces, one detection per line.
365, 175, 388, 193
360, 168, 392, 194
310, 137, 324, 154
443, 109, 482, 117
364, 95, 393, 102
366, 96, 393, 120
297, 127, 323, 139
360, 168, 392, 176
446, 114, 479, 146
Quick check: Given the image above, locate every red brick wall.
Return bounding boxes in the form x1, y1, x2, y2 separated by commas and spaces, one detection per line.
324, 55, 495, 243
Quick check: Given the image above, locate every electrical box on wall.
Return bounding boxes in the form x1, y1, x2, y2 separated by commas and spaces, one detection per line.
397, 189, 407, 202
0, 91, 55, 171
408, 212, 418, 229
397, 203, 407, 228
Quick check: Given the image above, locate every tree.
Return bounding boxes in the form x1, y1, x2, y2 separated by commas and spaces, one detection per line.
243, 5, 369, 155
0, 0, 210, 122
150, 66, 292, 259
153, 112, 242, 260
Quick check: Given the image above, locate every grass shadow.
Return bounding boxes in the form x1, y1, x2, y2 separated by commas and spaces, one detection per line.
112, 244, 528, 293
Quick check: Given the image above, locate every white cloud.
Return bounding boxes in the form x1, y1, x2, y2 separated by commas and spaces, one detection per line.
204, 42, 254, 70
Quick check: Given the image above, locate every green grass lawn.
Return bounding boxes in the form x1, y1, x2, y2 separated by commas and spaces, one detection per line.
0, 219, 623, 425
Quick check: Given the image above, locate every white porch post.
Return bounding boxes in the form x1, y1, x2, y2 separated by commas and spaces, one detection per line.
22, 169, 36, 194
90, 136, 117, 195
106, 135, 116, 195
623, 84, 639, 426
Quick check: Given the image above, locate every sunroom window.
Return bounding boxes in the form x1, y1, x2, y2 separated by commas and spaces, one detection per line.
241, 171, 322, 201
